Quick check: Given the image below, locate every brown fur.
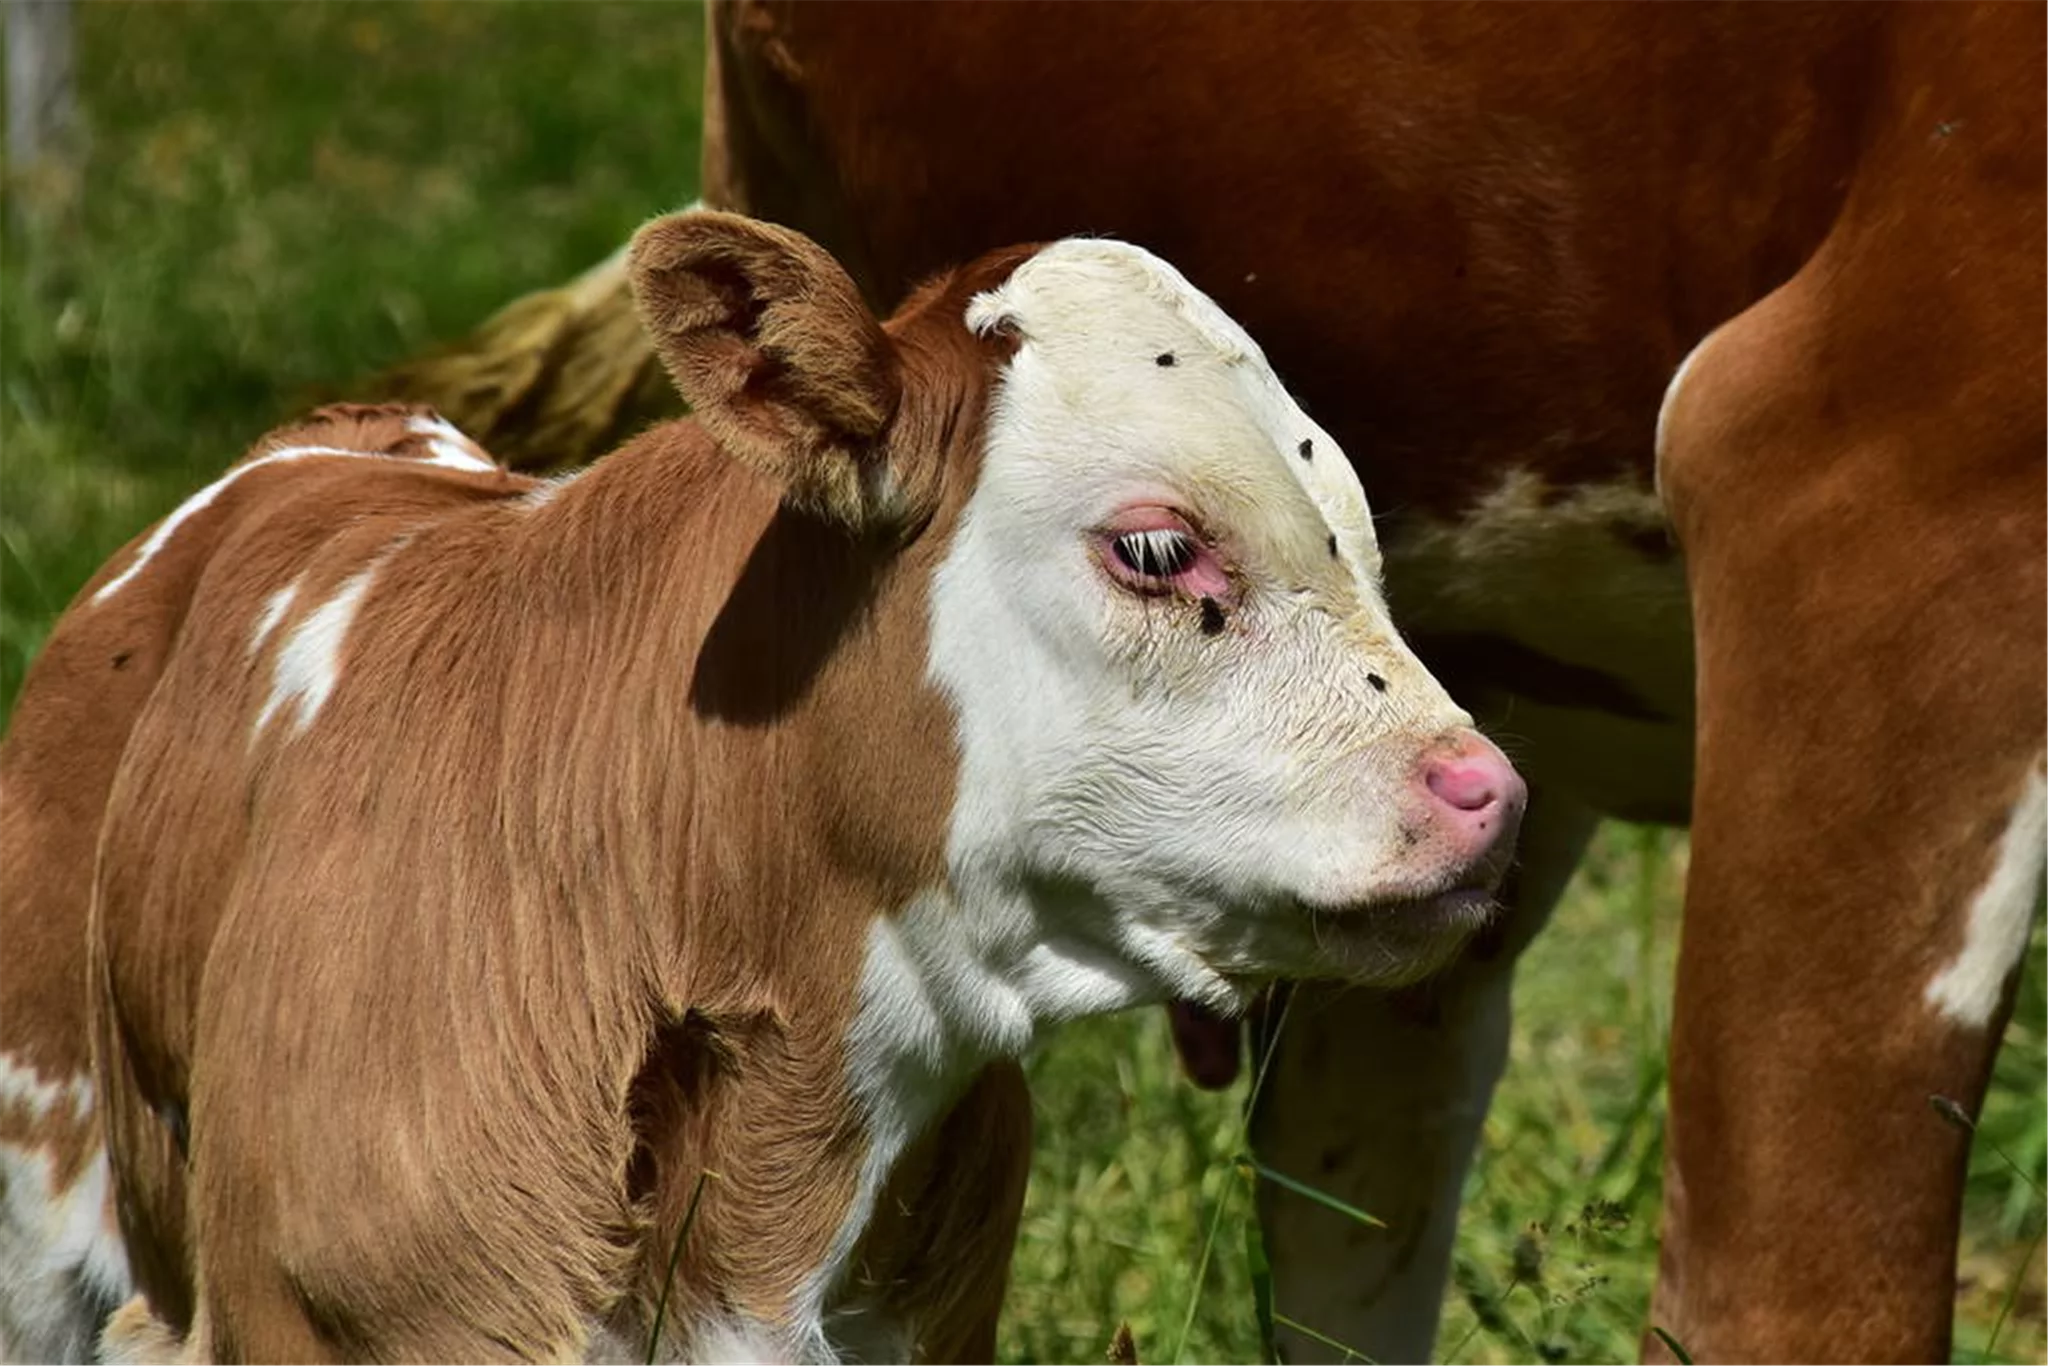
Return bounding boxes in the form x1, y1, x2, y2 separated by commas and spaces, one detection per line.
5, 220, 1042, 1361
1, 404, 524, 1350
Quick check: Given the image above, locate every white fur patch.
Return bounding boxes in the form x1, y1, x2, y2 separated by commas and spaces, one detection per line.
91, 420, 493, 606
246, 580, 301, 659
966, 240, 1380, 574
91, 444, 363, 606
580, 1314, 792, 1365
795, 899, 987, 1361
522, 471, 583, 510
805, 890, 1166, 1359
0, 1141, 131, 1365
681, 1318, 797, 1365
404, 414, 498, 473
0, 1054, 91, 1125
1926, 761, 2047, 1028
1654, 326, 1722, 480
937, 239, 1482, 974
253, 560, 380, 738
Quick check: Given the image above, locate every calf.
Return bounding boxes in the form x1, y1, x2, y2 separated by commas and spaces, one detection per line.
0, 212, 1521, 1362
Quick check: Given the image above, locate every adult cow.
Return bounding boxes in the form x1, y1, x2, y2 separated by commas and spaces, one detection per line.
363, 5, 2044, 1357
676, 4, 2045, 1362
0, 214, 1526, 1361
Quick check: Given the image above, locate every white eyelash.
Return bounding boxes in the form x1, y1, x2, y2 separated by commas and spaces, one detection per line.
1111, 528, 1196, 578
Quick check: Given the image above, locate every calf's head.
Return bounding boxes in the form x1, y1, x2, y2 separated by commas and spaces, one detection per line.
631, 212, 1523, 1018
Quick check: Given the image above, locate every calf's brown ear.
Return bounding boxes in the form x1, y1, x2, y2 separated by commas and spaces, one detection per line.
629, 210, 907, 532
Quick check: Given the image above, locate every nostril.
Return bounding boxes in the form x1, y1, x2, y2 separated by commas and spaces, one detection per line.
1425, 758, 1502, 813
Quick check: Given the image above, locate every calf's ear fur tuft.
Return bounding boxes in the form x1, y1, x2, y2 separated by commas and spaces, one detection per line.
629, 211, 908, 533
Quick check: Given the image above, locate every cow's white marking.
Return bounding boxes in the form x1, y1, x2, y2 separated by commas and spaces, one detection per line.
1654, 325, 1723, 480
579, 1314, 789, 1365
685, 1317, 799, 1365
809, 890, 1164, 1356
522, 471, 583, 511
403, 414, 498, 473
0, 1054, 91, 1124
0, 1141, 131, 1365
253, 561, 381, 738
1926, 761, 2047, 1028
92, 421, 493, 607
246, 580, 301, 659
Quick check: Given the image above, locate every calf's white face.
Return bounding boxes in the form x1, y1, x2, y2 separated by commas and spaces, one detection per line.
627, 216, 1517, 1010
929, 240, 1523, 1014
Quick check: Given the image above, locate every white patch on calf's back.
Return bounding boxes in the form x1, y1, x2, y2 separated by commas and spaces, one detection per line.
404, 414, 498, 473
522, 471, 584, 511
246, 579, 301, 659
1926, 761, 2047, 1028
253, 560, 380, 738
91, 444, 366, 606
92, 419, 496, 606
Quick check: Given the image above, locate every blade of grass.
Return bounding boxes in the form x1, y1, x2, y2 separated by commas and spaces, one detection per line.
1168, 989, 1297, 1365
1934, 1094, 2046, 1202
1926, 1094, 2045, 1362
1649, 1325, 1695, 1364
1243, 1165, 1276, 1363
1982, 1220, 2048, 1366
1239, 1156, 1387, 1229
1442, 1267, 1523, 1363
646, 1169, 718, 1365
1272, 1310, 1375, 1364
1170, 1151, 1240, 1366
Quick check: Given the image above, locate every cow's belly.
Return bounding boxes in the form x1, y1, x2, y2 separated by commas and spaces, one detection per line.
1384, 470, 1695, 823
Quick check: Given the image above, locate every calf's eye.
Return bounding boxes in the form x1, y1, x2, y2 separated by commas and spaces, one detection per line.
1111, 528, 1197, 579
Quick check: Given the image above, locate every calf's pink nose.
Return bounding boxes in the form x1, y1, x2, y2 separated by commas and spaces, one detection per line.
1422, 737, 1524, 816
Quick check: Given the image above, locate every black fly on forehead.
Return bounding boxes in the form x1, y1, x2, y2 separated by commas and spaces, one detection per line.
1199, 597, 1226, 636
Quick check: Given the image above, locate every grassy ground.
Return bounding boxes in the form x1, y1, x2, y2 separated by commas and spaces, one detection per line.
4, 8, 2040, 1362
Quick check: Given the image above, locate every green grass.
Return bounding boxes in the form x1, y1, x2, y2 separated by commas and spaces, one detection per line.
2, 2, 705, 712
4, 9, 2041, 1363
1006, 833, 2046, 1366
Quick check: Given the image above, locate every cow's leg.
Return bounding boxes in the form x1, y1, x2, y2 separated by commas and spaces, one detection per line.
1650, 40, 2045, 1350
1256, 786, 1598, 1363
